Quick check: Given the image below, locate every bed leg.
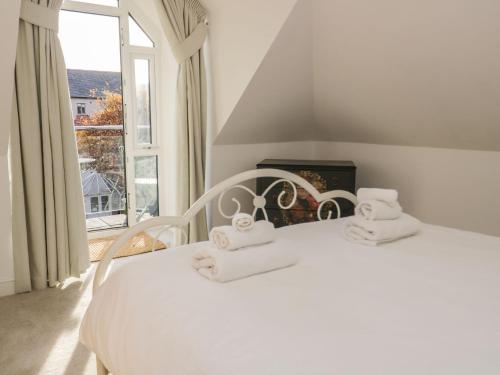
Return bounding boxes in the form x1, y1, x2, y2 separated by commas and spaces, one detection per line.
96, 357, 109, 375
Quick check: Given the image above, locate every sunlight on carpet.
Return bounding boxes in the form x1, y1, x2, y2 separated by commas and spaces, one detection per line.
89, 232, 167, 262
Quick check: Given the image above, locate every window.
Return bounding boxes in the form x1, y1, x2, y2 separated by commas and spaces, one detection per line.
60, 0, 162, 232
101, 195, 110, 211
134, 156, 158, 222
90, 197, 99, 213
129, 15, 154, 47
133, 58, 152, 144
77, 103, 86, 114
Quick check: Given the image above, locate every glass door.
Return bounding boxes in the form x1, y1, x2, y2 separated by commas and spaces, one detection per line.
59, 10, 128, 231
59, 0, 162, 234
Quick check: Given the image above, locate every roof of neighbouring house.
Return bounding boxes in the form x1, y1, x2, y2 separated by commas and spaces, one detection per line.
67, 69, 122, 99
81, 170, 121, 197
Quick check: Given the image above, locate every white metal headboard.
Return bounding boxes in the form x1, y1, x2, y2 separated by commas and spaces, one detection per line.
92, 169, 357, 293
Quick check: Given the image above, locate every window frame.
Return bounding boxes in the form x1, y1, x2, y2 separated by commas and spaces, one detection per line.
62, 0, 164, 237
129, 53, 158, 148
128, 14, 155, 48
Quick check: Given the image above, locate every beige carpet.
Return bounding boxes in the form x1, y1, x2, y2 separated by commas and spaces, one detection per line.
0, 266, 99, 375
89, 232, 167, 262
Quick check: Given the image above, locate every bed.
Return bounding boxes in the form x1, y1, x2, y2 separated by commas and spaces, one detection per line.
81, 169, 500, 375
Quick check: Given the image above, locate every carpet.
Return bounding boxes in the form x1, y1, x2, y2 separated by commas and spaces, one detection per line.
89, 231, 167, 262
0, 268, 97, 375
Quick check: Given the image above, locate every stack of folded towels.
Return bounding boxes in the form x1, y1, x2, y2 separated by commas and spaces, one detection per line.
192, 213, 298, 282
343, 188, 421, 246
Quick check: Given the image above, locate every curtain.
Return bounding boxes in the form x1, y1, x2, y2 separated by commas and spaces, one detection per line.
155, 0, 209, 243
10, 0, 89, 292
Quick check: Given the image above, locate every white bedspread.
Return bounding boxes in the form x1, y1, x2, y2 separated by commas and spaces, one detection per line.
80, 219, 500, 375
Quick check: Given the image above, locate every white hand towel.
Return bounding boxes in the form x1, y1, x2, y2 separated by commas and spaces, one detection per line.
343, 213, 421, 246
355, 199, 403, 220
357, 188, 398, 203
209, 220, 275, 251
192, 243, 298, 282
231, 213, 255, 232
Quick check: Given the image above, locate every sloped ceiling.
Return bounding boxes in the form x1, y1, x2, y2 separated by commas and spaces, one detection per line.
214, 0, 314, 145
213, 0, 500, 151
313, 0, 500, 151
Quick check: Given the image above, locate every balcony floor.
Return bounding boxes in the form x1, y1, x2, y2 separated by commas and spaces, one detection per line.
86, 214, 127, 231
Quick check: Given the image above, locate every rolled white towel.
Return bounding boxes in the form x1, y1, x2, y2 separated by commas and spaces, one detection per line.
343, 213, 421, 246
192, 243, 298, 282
209, 220, 275, 251
357, 188, 398, 204
231, 212, 255, 232
355, 199, 403, 221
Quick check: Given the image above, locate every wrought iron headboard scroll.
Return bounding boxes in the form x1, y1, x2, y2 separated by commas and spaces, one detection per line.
93, 169, 357, 293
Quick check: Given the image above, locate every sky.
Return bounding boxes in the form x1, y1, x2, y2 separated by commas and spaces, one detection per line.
59, 10, 121, 72
59, 9, 153, 72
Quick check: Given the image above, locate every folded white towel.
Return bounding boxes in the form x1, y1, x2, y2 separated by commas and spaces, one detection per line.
343, 213, 421, 246
355, 199, 403, 221
192, 243, 298, 282
209, 220, 275, 251
357, 188, 398, 203
231, 213, 255, 232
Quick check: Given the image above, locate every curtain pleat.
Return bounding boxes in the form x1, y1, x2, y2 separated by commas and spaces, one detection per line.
11, 0, 89, 292
156, 0, 209, 243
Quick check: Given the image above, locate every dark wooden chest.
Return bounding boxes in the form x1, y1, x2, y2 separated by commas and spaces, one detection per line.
256, 159, 356, 227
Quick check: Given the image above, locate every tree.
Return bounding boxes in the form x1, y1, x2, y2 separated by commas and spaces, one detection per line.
76, 90, 125, 177
79, 90, 123, 126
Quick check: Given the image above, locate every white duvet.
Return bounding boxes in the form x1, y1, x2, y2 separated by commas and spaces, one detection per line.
80, 219, 500, 375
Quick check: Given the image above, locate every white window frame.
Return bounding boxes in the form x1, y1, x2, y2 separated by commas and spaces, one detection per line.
128, 53, 159, 149
62, 0, 164, 238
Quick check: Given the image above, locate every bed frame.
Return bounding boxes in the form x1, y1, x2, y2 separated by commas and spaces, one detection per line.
92, 169, 357, 375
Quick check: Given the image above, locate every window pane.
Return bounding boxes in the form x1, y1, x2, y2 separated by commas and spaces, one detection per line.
91, 197, 99, 213
134, 59, 152, 145
60, 10, 127, 231
101, 195, 109, 211
69, 0, 118, 7
59, 11, 120, 71
129, 15, 154, 47
134, 156, 159, 222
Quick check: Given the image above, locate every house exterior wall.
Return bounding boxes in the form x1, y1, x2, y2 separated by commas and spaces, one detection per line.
70, 98, 101, 120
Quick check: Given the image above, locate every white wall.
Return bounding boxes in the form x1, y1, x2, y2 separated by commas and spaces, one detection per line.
204, 0, 500, 239
200, 0, 298, 135
209, 140, 500, 238
214, 0, 314, 145
70, 98, 99, 119
312, 142, 500, 237
0, 0, 20, 297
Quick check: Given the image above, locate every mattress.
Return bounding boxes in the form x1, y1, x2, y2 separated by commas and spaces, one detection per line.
80, 219, 500, 375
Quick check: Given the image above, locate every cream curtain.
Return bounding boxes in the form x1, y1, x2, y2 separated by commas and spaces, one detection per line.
156, 0, 209, 242
10, 0, 89, 292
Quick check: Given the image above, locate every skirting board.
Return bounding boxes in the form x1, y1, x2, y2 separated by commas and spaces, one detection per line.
0, 279, 15, 297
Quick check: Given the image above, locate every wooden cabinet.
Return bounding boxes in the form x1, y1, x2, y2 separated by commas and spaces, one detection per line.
256, 159, 356, 227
